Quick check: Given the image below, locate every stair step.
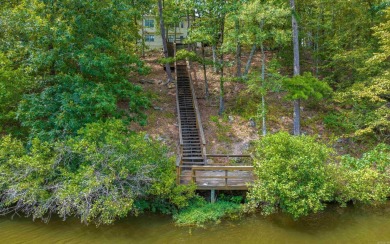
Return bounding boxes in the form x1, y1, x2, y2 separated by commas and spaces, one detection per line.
182, 162, 205, 165
182, 157, 204, 160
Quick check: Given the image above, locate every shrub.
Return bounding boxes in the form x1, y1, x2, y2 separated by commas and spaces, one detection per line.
248, 132, 334, 219
331, 143, 390, 206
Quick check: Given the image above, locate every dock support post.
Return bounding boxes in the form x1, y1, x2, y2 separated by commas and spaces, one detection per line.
211, 189, 216, 203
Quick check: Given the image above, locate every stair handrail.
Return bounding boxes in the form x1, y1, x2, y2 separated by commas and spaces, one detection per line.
186, 59, 207, 163
174, 42, 183, 184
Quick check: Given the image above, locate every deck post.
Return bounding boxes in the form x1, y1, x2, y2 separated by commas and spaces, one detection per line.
211, 189, 216, 203
225, 170, 228, 186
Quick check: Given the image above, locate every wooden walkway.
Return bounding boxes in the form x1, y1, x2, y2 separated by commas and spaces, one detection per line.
173, 43, 254, 190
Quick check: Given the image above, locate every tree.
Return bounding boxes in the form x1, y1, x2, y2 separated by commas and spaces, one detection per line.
283, 72, 332, 107
241, 0, 290, 135
329, 7, 390, 142
290, 0, 301, 135
1, 1, 150, 141
158, 0, 174, 83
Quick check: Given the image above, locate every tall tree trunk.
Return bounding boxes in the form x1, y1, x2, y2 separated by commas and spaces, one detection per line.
235, 19, 242, 78
290, 0, 301, 135
218, 16, 226, 115
174, 25, 177, 43
158, 0, 173, 83
187, 12, 191, 51
141, 15, 145, 57
260, 42, 266, 136
212, 45, 217, 73
244, 44, 256, 76
315, 8, 322, 78
202, 42, 209, 99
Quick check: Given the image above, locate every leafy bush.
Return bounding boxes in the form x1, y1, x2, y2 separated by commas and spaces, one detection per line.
0, 120, 194, 225
283, 72, 333, 101
331, 143, 390, 206
173, 197, 242, 228
248, 132, 334, 219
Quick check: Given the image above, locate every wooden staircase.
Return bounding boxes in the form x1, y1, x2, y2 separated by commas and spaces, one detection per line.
176, 64, 205, 166
174, 44, 206, 183
173, 43, 254, 190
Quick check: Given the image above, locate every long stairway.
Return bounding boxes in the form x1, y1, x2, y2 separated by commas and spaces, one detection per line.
176, 64, 205, 166
172, 43, 254, 189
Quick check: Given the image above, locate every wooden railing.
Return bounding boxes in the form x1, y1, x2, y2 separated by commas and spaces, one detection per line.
191, 165, 254, 190
174, 43, 183, 182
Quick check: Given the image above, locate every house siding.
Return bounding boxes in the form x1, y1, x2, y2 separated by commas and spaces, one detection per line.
140, 16, 190, 49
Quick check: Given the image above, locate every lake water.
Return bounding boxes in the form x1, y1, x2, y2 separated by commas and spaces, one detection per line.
1, 202, 389, 243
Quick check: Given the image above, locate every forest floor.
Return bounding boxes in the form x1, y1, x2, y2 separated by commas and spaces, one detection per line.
130, 48, 362, 159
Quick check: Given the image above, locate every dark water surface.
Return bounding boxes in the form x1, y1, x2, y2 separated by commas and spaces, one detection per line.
1, 203, 390, 243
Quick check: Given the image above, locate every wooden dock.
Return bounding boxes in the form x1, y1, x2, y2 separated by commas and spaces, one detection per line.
173, 43, 254, 191
178, 166, 254, 190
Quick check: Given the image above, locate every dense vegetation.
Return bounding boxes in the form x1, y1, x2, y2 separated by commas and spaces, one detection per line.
0, 0, 389, 227
0, 120, 195, 225
248, 132, 389, 219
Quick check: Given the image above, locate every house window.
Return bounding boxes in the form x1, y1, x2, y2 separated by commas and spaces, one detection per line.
180, 36, 184, 42
145, 35, 155, 42
180, 22, 184, 28
168, 35, 175, 42
144, 19, 154, 28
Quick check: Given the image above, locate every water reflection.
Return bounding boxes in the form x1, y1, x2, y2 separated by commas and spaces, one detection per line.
0, 202, 389, 243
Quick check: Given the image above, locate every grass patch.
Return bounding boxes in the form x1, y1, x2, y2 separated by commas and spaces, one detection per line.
173, 197, 242, 228
209, 115, 233, 143
230, 91, 259, 120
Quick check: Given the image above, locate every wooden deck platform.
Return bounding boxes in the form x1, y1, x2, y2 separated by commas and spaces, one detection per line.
178, 166, 255, 190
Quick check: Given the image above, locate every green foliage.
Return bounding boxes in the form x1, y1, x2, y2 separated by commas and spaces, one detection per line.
0, 120, 194, 225
0, 1, 150, 141
248, 132, 334, 219
247, 58, 284, 95
0, 136, 56, 219
334, 72, 390, 140
323, 112, 355, 134
173, 197, 242, 228
0, 53, 31, 135
368, 7, 390, 67
175, 50, 199, 62
158, 50, 205, 65
283, 72, 333, 101
17, 74, 149, 141
331, 143, 390, 206
240, 0, 290, 48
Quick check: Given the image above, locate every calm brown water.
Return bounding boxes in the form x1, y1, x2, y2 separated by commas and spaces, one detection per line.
1, 203, 390, 244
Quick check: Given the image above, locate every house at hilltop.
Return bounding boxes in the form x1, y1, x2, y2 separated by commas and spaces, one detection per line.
140, 15, 190, 49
